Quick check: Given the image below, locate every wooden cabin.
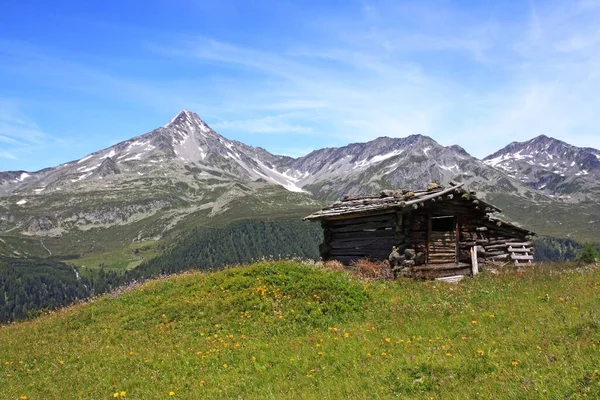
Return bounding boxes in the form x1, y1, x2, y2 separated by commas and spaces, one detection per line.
303, 183, 535, 279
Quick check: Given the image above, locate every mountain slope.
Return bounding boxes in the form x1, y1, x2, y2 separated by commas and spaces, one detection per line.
1, 110, 599, 262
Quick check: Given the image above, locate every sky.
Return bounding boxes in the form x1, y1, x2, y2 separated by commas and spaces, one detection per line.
1, 0, 600, 172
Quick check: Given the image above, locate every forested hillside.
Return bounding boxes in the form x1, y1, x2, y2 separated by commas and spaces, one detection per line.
0, 218, 322, 323
130, 218, 322, 278
0, 257, 91, 321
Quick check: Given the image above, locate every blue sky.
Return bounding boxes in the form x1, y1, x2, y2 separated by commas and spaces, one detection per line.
1, 0, 600, 171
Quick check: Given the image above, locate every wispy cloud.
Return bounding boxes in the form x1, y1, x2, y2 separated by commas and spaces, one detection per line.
3, 0, 600, 171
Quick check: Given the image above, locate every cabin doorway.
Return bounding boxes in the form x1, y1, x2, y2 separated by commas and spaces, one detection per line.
428, 216, 458, 264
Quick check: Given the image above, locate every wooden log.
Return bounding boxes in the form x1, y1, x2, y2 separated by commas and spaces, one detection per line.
429, 252, 457, 257
511, 254, 534, 260
329, 239, 397, 250
333, 230, 397, 240
485, 243, 510, 250
427, 259, 457, 264
325, 214, 395, 227
330, 221, 394, 233
488, 254, 509, 260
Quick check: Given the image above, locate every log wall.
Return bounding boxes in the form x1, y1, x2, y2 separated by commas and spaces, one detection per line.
321, 212, 403, 264
318, 196, 534, 272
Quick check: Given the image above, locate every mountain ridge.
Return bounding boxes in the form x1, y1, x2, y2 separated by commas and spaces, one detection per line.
1, 110, 599, 261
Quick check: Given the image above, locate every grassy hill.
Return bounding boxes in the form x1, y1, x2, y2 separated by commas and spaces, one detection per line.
1, 261, 600, 399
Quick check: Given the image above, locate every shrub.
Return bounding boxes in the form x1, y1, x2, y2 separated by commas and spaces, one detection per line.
577, 243, 598, 264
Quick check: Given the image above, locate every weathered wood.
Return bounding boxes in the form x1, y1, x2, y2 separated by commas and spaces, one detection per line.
511, 254, 534, 260
507, 242, 533, 247
429, 252, 457, 257
471, 246, 479, 275
489, 254, 510, 260
508, 247, 533, 253
329, 238, 397, 249
412, 263, 468, 271
332, 230, 398, 240
329, 221, 394, 233
485, 243, 510, 250
325, 213, 396, 227
412, 267, 472, 279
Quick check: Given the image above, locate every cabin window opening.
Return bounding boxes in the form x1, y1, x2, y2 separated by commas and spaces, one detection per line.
431, 216, 455, 232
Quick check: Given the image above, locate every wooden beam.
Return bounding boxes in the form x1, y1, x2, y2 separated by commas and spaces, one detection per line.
471, 246, 479, 276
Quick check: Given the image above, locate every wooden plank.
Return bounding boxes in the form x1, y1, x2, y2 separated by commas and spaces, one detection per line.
329, 221, 394, 233
329, 238, 397, 249
507, 242, 533, 247
471, 246, 479, 275
508, 247, 532, 253
333, 230, 397, 240
511, 254, 534, 260
429, 252, 457, 257
413, 263, 469, 271
427, 259, 458, 264
325, 213, 396, 227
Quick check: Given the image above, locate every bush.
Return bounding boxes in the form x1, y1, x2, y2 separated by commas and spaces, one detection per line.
577, 243, 598, 264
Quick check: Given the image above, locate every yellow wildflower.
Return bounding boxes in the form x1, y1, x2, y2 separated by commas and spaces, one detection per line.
471, 320, 477, 325
344, 333, 350, 338
446, 353, 452, 357
385, 338, 391, 343
169, 392, 175, 396
113, 393, 119, 398
477, 349, 485, 355
512, 361, 519, 367
120, 391, 126, 398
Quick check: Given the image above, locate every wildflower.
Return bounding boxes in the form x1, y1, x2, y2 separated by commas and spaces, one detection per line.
120, 391, 126, 398
477, 349, 485, 355
20, 396, 27, 400
59, 360, 64, 365
113, 393, 119, 398
223, 364, 228, 368
344, 333, 350, 338
446, 353, 452, 357
381, 352, 387, 357
318, 352, 324, 355
385, 338, 391, 343
512, 361, 519, 367
489, 314, 495, 318
471, 320, 478, 325
169, 392, 175, 396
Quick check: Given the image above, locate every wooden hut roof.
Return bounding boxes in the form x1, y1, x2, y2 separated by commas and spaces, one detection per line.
303, 183, 502, 221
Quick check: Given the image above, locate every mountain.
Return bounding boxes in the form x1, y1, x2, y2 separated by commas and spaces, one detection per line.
1, 110, 599, 263
0, 110, 319, 258
483, 135, 600, 200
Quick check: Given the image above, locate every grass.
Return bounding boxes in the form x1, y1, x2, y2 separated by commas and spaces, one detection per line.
1, 261, 600, 399
66, 240, 160, 272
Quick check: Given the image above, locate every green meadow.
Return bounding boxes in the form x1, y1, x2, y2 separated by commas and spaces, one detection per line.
1, 261, 599, 399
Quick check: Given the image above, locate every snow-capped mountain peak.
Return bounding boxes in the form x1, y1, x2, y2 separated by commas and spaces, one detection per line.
483, 135, 600, 199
